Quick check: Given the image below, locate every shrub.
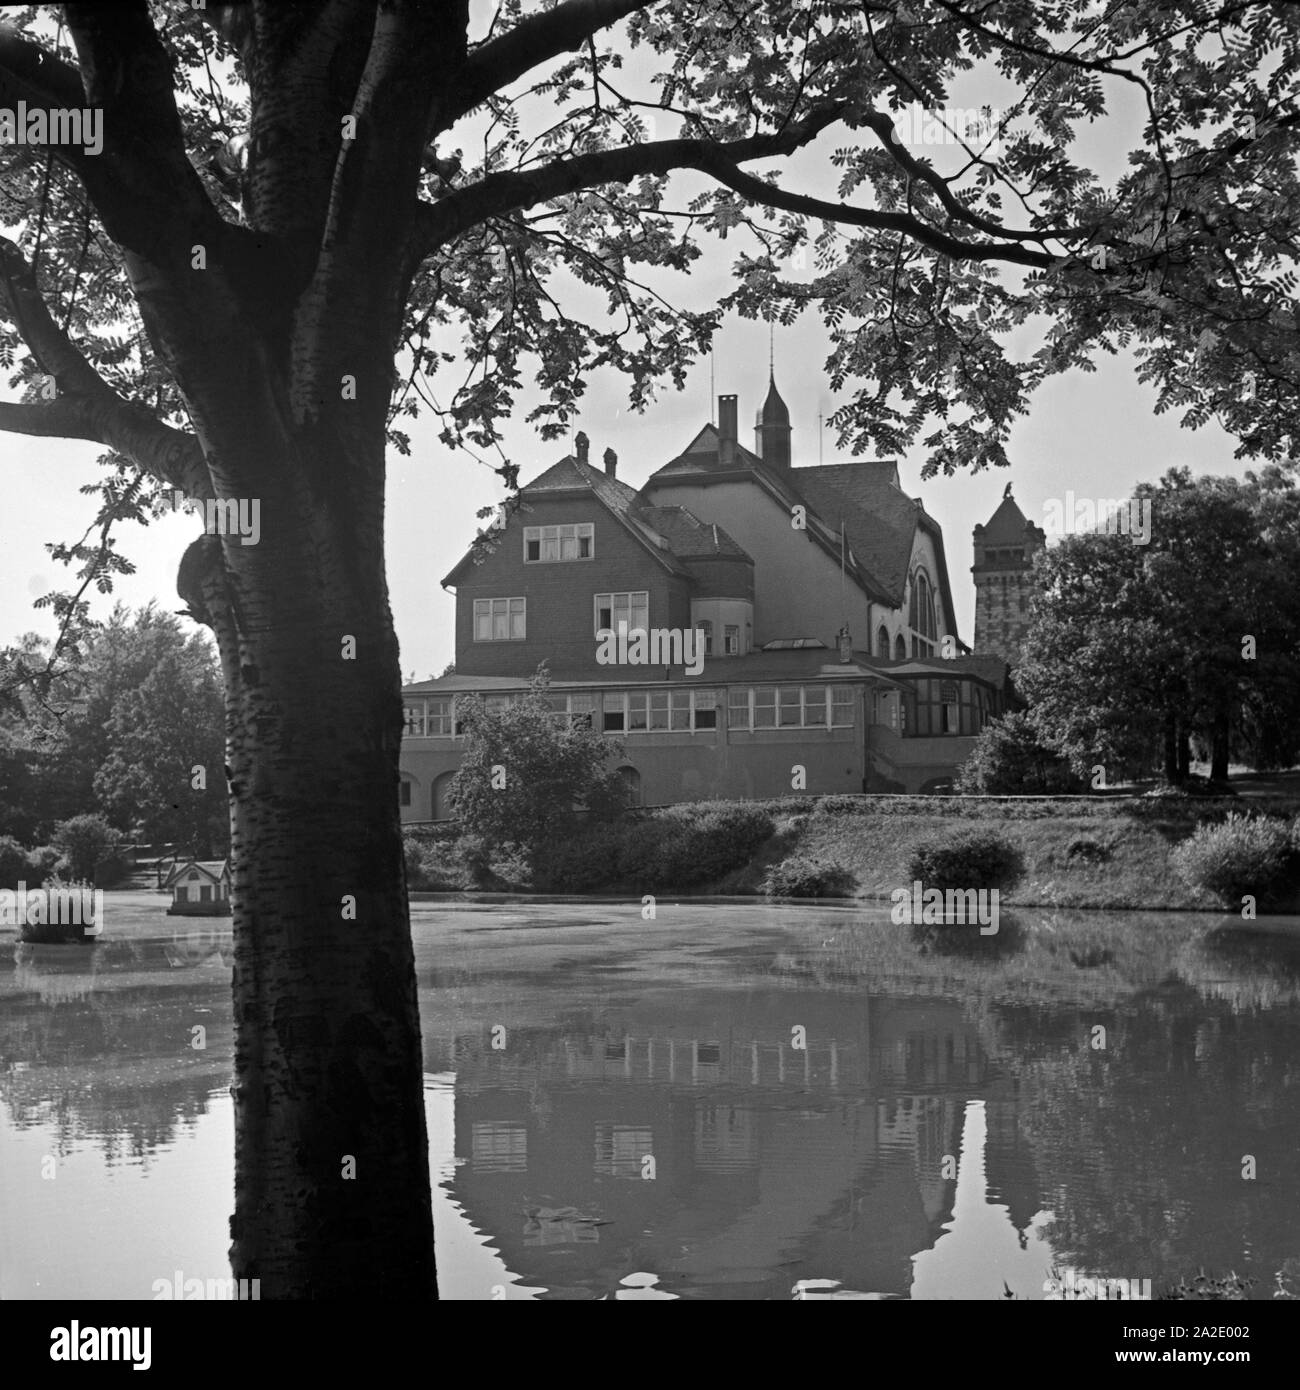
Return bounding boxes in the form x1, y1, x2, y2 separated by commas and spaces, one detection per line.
907, 829, 1025, 892
536, 803, 776, 892
955, 712, 1085, 795
1065, 837, 1111, 864
1171, 814, 1299, 909
403, 834, 463, 891
0, 834, 29, 889
537, 822, 640, 892
26, 845, 64, 882
653, 803, 775, 886
52, 814, 125, 885
763, 857, 855, 899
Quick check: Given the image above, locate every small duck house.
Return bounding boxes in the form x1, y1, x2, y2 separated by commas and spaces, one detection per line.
165, 859, 232, 916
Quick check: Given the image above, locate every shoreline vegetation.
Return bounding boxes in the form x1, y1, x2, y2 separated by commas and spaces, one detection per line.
403, 791, 1300, 916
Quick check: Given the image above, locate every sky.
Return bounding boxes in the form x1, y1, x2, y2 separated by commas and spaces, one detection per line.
0, 13, 1255, 682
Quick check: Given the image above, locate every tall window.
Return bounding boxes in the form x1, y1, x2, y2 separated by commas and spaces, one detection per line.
428, 697, 454, 735
894, 633, 907, 660
524, 522, 593, 562
909, 568, 938, 655
698, 620, 713, 656
875, 624, 890, 658
402, 703, 426, 736
473, 597, 525, 641
724, 624, 740, 655
595, 591, 648, 634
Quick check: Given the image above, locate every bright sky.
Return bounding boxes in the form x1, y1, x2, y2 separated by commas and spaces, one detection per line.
0, 17, 1251, 681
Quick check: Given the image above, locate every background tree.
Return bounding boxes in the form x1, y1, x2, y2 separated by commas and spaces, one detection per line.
0, 1, 1296, 1297
94, 642, 227, 855
1018, 470, 1300, 783
0, 606, 226, 847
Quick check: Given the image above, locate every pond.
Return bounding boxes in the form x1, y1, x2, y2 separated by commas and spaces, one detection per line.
3, 895, 1299, 1301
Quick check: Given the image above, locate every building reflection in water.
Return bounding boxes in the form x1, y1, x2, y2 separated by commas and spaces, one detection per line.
428, 987, 1047, 1300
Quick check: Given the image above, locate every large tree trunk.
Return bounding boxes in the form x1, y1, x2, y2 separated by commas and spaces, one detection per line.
1163, 710, 1180, 784
180, 429, 435, 1300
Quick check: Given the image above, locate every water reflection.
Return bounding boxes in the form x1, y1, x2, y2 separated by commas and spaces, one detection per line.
2, 902, 1299, 1300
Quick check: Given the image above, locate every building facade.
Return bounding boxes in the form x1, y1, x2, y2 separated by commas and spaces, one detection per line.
401, 378, 1016, 818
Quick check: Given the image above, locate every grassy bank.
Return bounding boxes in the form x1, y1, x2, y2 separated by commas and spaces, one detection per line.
407, 793, 1300, 913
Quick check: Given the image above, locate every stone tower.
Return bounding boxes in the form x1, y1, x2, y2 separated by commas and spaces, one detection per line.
972, 487, 1045, 665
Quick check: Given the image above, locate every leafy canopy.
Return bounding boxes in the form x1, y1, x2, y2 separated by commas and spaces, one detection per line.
0, 1, 1296, 664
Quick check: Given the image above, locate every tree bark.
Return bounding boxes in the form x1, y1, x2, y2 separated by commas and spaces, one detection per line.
1211, 705, 1231, 784
1163, 710, 1180, 784
180, 432, 434, 1300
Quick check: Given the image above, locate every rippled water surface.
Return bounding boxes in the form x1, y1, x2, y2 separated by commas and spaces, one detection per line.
3, 896, 1299, 1300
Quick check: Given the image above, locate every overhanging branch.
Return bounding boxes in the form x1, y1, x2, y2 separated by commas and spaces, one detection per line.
0, 235, 207, 492
420, 102, 1066, 268
446, 0, 651, 128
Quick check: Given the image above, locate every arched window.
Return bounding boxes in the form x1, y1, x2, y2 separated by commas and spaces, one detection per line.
894, 633, 907, 660
875, 624, 890, 658
909, 568, 938, 654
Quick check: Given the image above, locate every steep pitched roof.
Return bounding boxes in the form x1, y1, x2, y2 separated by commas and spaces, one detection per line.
645, 434, 897, 604
758, 374, 790, 426
634, 504, 750, 559
977, 491, 1041, 541
164, 859, 229, 887
653, 422, 766, 475
791, 462, 916, 602
441, 453, 749, 586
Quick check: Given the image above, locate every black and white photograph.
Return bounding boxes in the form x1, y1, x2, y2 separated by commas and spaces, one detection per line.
0, 0, 1297, 1359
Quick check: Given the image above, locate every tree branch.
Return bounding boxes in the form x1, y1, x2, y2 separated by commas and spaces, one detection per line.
58, 3, 230, 264
290, 0, 470, 427
0, 235, 207, 493
446, 0, 651, 128
858, 111, 1083, 244
420, 103, 1065, 268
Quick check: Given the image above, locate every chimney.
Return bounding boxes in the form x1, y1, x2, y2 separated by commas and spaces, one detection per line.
603, 447, 617, 480
718, 394, 737, 466
574, 430, 589, 465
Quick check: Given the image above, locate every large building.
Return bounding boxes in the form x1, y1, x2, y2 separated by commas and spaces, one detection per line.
400, 377, 1016, 818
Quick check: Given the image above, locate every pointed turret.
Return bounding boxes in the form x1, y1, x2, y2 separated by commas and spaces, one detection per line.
754, 373, 792, 471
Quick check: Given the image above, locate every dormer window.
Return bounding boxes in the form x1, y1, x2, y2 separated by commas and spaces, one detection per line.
525, 523, 593, 562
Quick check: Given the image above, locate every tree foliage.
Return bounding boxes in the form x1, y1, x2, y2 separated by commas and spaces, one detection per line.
450, 669, 628, 862
0, 4, 1295, 651
955, 710, 1086, 794
0, 604, 225, 848
1018, 467, 1300, 780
